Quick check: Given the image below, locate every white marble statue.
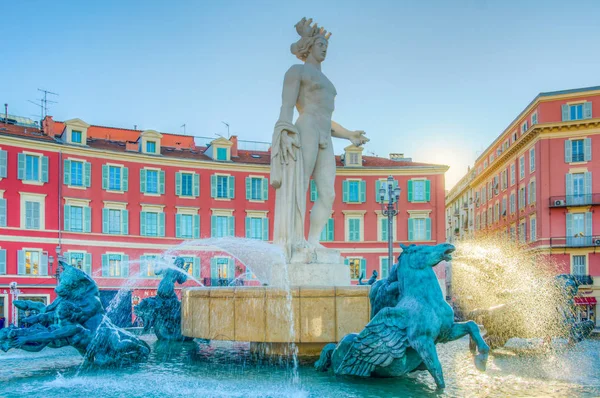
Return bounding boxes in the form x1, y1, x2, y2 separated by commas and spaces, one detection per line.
271, 17, 369, 260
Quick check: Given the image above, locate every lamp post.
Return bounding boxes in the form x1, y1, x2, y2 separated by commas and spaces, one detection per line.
379, 175, 401, 266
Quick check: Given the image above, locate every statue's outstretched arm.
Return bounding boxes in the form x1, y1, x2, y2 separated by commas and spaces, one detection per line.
14, 325, 82, 347
331, 121, 369, 146
22, 311, 55, 325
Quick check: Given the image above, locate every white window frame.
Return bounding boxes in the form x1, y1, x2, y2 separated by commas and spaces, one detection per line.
343, 210, 365, 242
19, 192, 46, 230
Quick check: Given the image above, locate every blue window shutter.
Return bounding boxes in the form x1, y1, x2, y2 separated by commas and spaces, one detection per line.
228, 176, 235, 198
262, 217, 269, 241
140, 211, 147, 236
565, 140, 572, 163
327, 218, 334, 241
583, 102, 592, 119
40, 253, 48, 276
122, 210, 128, 235
381, 257, 389, 279
310, 180, 317, 202
210, 258, 218, 279
359, 180, 366, 203
0, 198, 6, 227
585, 212, 592, 238
211, 175, 217, 198
228, 215, 235, 236
344, 257, 349, 266
175, 172, 182, 196
41, 156, 49, 182
245, 177, 251, 199
0, 149, 6, 178
63, 159, 71, 185
425, 180, 431, 202
584, 138, 592, 161
381, 218, 388, 242
17, 250, 25, 274
102, 165, 108, 189
193, 173, 200, 197
84, 162, 91, 187
84, 253, 92, 275
175, 213, 182, 238
584, 173, 592, 203
425, 218, 432, 240
342, 180, 349, 203
102, 209, 109, 233
101, 254, 109, 277
139, 255, 147, 277
245, 217, 251, 238
0, 249, 6, 274
407, 180, 413, 202
17, 153, 25, 180
159, 171, 165, 194
122, 255, 129, 277
262, 177, 269, 200
159, 212, 165, 237
211, 215, 217, 237
408, 219, 414, 241
64, 205, 71, 231
375, 180, 381, 203
566, 174, 573, 204
84, 206, 91, 232
228, 258, 235, 280
566, 213, 573, 238
193, 257, 200, 278
122, 167, 128, 191
140, 169, 146, 193
360, 258, 366, 278
193, 215, 200, 239
562, 104, 570, 121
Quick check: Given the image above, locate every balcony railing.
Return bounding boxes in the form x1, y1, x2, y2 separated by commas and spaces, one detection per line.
549, 194, 600, 207
203, 277, 237, 287
572, 275, 594, 286
549, 236, 600, 248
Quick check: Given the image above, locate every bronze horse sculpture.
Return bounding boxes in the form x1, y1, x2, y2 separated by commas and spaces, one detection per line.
315, 243, 489, 389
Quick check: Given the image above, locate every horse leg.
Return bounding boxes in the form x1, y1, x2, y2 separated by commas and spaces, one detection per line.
412, 337, 445, 389
447, 321, 489, 371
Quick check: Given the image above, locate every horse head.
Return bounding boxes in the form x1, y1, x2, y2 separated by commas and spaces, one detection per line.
56, 262, 99, 300
398, 243, 455, 270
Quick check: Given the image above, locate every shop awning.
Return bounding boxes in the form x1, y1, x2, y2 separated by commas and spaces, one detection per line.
574, 297, 597, 306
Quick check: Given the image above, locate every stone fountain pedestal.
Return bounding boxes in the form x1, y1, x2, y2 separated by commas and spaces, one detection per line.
181, 284, 370, 356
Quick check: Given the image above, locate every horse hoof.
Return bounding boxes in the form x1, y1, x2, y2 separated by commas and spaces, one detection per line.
475, 353, 488, 371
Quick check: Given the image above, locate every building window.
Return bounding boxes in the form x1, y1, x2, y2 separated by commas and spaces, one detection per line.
109, 166, 121, 190
501, 197, 507, 216
22, 250, 40, 275
212, 215, 234, 237
531, 112, 538, 125
375, 179, 399, 203
563, 103, 592, 121
176, 213, 199, 239
176, 172, 199, 197
573, 139, 584, 162
25, 201, 42, 230
565, 138, 591, 163
519, 156, 525, 180
108, 209, 121, 234
246, 177, 268, 201
69, 206, 83, 232
65, 252, 91, 275
348, 218, 361, 241
71, 161, 84, 186
146, 170, 158, 194
409, 217, 431, 241
102, 253, 128, 277
140, 169, 164, 195
210, 257, 234, 285
519, 221, 526, 243
71, 130, 82, 143
181, 173, 193, 196
25, 154, 39, 181
146, 141, 156, 153
141, 211, 164, 237
380, 257, 390, 279
244, 216, 267, 240
17, 152, 51, 184
216, 147, 228, 161
343, 180, 366, 203
346, 258, 366, 280
530, 218, 536, 242
518, 187, 525, 209
320, 218, 334, 242
573, 255, 586, 275
501, 170, 507, 190
409, 180, 430, 202
528, 180, 536, 204
509, 193, 516, 214
212, 175, 235, 199
510, 164, 515, 185
529, 148, 535, 172
483, 160, 488, 169
140, 255, 160, 278
566, 212, 592, 246
521, 121, 528, 134
147, 213, 158, 236
566, 172, 591, 206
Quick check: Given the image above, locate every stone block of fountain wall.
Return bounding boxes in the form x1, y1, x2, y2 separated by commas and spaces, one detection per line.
182, 285, 370, 356
287, 248, 351, 286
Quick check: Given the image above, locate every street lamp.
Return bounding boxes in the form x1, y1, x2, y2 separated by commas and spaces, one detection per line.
379, 175, 401, 266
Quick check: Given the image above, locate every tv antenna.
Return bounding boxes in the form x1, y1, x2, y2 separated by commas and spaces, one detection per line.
181, 123, 186, 135
37, 88, 59, 118
221, 121, 230, 138
28, 100, 44, 122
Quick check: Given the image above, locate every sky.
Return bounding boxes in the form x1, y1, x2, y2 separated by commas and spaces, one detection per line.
2, 0, 600, 188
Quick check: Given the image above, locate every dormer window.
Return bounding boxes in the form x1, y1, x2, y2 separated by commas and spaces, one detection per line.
72, 130, 82, 144
217, 147, 228, 161
205, 137, 233, 161
146, 141, 156, 153
343, 144, 363, 167
140, 130, 163, 155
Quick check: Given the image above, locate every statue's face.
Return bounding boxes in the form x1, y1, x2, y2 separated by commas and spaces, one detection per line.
311, 37, 328, 62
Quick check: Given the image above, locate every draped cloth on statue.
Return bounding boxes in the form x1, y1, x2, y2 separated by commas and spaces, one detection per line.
271, 121, 306, 261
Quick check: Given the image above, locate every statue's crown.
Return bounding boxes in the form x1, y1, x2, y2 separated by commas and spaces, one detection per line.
295, 17, 332, 40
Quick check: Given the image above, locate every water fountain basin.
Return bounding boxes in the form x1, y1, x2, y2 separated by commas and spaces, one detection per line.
181, 285, 370, 356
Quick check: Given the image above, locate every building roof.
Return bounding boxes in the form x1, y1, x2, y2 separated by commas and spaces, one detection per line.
0, 117, 447, 170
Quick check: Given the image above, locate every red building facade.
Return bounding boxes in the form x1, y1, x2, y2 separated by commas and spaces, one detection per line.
0, 117, 448, 326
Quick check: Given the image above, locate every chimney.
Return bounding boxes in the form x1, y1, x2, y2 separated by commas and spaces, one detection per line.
42, 115, 55, 135
4, 103, 7, 124
125, 141, 138, 152
230, 135, 239, 157
389, 153, 412, 162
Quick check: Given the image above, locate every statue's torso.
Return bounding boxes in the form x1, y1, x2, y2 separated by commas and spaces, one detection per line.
296, 64, 337, 117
